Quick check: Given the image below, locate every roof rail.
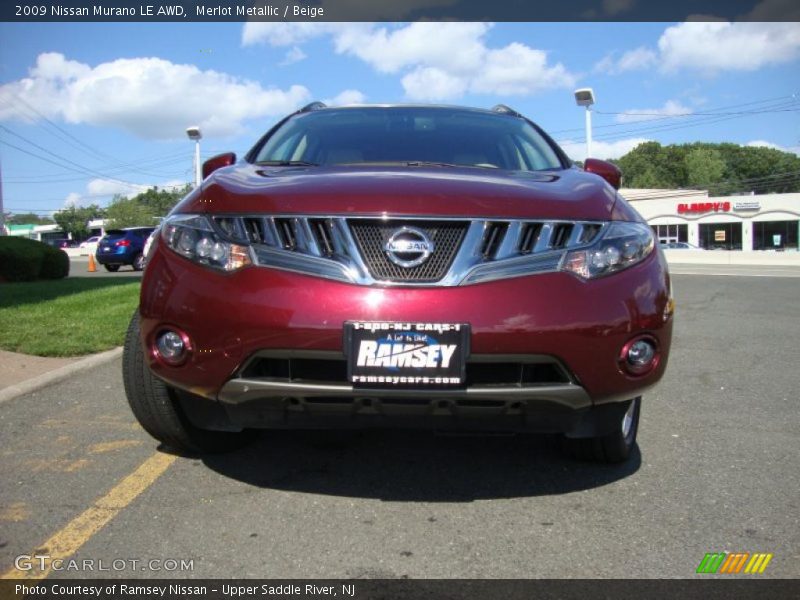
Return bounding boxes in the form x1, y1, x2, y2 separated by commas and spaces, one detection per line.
299, 101, 327, 113
491, 104, 522, 118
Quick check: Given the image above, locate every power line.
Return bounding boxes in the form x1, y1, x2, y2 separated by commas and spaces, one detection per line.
549, 94, 799, 137
0, 93, 199, 180
0, 92, 115, 163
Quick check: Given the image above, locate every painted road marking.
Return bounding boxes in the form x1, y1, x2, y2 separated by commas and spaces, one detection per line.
89, 440, 143, 454
2, 452, 176, 580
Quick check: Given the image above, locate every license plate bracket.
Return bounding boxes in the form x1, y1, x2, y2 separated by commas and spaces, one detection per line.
345, 321, 469, 387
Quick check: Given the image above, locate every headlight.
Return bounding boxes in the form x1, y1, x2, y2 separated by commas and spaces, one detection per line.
161, 214, 252, 271
561, 221, 654, 279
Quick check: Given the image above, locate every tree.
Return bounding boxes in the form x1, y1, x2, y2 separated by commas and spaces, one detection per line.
105, 196, 158, 229
104, 185, 190, 229
685, 147, 726, 189
617, 142, 676, 189
613, 141, 800, 194
53, 204, 105, 239
134, 185, 191, 217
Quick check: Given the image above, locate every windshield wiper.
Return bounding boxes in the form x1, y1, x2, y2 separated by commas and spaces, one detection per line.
256, 160, 319, 167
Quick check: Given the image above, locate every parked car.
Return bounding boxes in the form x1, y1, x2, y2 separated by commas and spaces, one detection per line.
96, 227, 155, 271
80, 235, 102, 255
123, 103, 674, 463
44, 238, 78, 249
661, 241, 701, 250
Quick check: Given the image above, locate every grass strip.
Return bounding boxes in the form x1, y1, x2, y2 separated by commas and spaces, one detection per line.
0, 278, 140, 356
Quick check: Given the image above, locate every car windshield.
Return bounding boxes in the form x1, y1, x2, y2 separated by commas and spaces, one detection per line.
252, 107, 565, 172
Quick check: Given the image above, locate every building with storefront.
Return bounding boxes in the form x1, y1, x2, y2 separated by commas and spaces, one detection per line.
622, 190, 800, 251
3, 218, 107, 242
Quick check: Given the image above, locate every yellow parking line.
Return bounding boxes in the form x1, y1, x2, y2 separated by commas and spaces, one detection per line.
2, 452, 177, 580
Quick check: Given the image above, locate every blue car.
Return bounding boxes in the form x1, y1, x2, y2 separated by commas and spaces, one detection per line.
96, 227, 156, 272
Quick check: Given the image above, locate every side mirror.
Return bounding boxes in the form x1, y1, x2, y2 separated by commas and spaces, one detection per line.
202, 152, 236, 179
584, 158, 622, 190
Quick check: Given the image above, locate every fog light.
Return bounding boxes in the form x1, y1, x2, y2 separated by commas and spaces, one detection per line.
620, 336, 659, 376
627, 340, 655, 366
156, 330, 188, 365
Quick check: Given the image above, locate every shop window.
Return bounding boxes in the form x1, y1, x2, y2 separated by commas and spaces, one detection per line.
698, 223, 742, 250
654, 224, 688, 244
753, 221, 799, 251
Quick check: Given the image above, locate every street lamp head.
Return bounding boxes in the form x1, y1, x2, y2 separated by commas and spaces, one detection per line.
574, 88, 595, 108
186, 126, 202, 141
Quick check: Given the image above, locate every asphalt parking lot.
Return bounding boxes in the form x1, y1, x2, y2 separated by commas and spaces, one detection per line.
1, 273, 798, 580
68, 257, 143, 278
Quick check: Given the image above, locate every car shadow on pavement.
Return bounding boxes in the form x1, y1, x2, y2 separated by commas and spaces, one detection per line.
201, 430, 641, 501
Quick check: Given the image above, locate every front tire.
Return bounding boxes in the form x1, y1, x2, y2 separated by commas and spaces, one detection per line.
122, 311, 251, 454
560, 397, 640, 463
104, 264, 120, 272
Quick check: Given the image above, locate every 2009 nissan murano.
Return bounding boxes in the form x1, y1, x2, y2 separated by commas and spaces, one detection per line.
123, 103, 673, 463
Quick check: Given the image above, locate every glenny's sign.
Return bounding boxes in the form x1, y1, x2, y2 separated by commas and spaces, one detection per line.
677, 201, 731, 214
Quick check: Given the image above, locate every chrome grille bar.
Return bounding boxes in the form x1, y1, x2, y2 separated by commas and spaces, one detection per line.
213, 215, 607, 286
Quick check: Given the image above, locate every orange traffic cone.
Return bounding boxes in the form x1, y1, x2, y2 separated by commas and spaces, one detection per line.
88, 253, 97, 273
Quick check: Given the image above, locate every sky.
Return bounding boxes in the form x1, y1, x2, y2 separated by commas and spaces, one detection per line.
0, 20, 799, 216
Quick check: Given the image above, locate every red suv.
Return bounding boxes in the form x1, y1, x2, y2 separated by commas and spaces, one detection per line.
123, 104, 673, 463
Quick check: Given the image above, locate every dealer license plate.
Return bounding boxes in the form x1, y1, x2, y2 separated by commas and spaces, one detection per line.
345, 321, 469, 387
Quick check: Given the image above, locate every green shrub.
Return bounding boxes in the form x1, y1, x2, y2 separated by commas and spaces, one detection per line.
40, 247, 70, 279
0, 237, 69, 282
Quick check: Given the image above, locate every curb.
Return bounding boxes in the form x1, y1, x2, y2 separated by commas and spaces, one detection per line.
0, 347, 123, 405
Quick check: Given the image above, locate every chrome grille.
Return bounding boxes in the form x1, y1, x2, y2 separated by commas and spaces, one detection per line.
349, 220, 467, 282
213, 215, 607, 286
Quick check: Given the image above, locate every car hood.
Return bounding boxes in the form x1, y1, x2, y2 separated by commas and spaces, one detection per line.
180, 164, 619, 221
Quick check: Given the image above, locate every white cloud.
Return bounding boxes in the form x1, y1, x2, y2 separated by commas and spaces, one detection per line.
333, 22, 491, 75
600, 19, 800, 78
243, 22, 576, 102
746, 140, 800, 155
402, 67, 469, 102
280, 46, 307, 66
0, 52, 312, 140
65, 178, 186, 209
86, 179, 150, 197
324, 89, 367, 106
242, 23, 338, 47
594, 46, 657, 74
658, 22, 800, 73
63, 192, 83, 208
614, 100, 693, 124
472, 43, 577, 96
559, 138, 652, 162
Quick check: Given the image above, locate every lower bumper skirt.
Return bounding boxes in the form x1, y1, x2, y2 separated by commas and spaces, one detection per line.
176, 378, 635, 437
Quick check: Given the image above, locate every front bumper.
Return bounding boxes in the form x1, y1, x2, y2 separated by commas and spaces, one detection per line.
139, 243, 672, 432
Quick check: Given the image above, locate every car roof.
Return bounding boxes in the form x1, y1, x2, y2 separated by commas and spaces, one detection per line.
299, 103, 524, 119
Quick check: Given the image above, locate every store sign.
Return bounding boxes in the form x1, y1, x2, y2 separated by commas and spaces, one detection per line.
677, 201, 731, 214
715, 230, 726, 242
733, 201, 761, 212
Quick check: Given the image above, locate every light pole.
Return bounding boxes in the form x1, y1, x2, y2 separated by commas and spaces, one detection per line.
186, 126, 202, 187
574, 88, 595, 160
